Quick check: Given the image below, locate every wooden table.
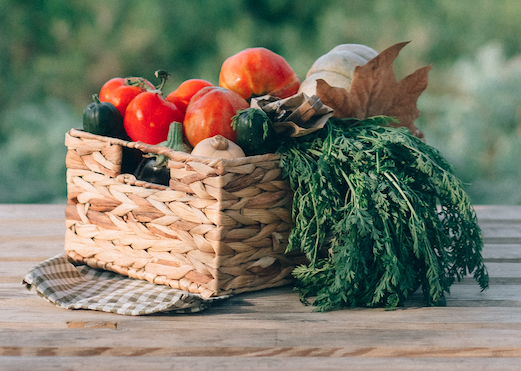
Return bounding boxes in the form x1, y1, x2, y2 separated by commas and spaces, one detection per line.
1, 204, 520, 370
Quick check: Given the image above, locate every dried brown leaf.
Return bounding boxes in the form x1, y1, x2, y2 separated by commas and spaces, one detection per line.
316, 41, 431, 138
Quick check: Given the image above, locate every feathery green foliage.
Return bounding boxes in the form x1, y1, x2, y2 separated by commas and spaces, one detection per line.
279, 117, 488, 311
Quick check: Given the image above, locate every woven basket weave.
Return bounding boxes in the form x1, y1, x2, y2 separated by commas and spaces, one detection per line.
64, 129, 303, 298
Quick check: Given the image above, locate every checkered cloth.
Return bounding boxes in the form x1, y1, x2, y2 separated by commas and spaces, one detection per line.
22, 254, 227, 315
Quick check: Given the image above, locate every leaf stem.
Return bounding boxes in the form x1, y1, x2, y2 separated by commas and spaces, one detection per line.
384, 171, 418, 222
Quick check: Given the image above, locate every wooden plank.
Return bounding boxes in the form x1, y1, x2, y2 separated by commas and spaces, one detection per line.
483, 244, 521, 260
1, 356, 519, 371
0, 204, 64, 261
3, 281, 521, 330
6, 308, 521, 332
0, 204, 65, 220
477, 262, 521, 278
0, 324, 520, 348
445, 284, 521, 303
0, 220, 66, 239
2, 291, 521, 324
0, 206, 65, 261
475, 205, 521, 221
3, 286, 521, 328
2, 345, 521, 358
481, 224, 521, 240
1, 262, 60, 282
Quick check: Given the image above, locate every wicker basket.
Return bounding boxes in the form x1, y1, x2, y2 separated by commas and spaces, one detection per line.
64, 129, 304, 298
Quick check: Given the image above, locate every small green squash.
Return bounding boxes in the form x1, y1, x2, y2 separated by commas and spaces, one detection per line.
134, 121, 189, 186
82, 94, 129, 140
231, 108, 280, 156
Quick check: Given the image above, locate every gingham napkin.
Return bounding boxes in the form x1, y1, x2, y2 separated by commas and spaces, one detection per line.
22, 254, 227, 315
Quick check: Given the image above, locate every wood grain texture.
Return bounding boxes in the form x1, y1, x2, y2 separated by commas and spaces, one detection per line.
1, 204, 521, 371
2, 357, 519, 371
2, 345, 521, 357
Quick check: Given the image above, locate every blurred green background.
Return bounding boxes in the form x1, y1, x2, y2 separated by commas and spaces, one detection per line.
1, 0, 520, 204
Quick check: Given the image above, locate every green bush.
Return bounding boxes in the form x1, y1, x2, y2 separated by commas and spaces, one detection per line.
0, 98, 78, 203
420, 44, 521, 204
1, 1, 521, 204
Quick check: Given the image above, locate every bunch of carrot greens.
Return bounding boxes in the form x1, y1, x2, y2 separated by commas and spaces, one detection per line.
278, 116, 488, 311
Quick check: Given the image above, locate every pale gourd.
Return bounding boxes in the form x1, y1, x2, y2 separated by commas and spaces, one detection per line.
298, 44, 378, 97
328, 44, 379, 60
191, 135, 245, 159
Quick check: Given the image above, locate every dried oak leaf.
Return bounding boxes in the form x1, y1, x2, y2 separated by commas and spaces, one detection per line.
315, 41, 432, 139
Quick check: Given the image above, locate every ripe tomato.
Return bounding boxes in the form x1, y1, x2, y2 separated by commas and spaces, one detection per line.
219, 47, 300, 100
165, 79, 214, 114
183, 86, 249, 147
99, 77, 155, 117
124, 91, 184, 145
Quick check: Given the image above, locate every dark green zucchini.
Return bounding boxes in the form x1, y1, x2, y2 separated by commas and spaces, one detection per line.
231, 108, 280, 156
82, 94, 129, 140
134, 121, 189, 186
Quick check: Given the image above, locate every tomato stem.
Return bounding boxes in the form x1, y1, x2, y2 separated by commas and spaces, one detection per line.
125, 77, 151, 90
154, 70, 170, 92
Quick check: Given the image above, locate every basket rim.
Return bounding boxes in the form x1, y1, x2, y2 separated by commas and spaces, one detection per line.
68, 128, 281, 166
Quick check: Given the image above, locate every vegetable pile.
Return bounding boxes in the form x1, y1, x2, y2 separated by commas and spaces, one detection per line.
82, 47, 297, 182
81, 41, 488, 310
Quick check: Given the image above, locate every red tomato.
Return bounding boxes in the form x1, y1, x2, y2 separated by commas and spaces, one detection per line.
165, 79, 214, 114
124, 91, 184, 144
183, 86, 249, 147
219, 47, 300, 100
99, 77, 155, 117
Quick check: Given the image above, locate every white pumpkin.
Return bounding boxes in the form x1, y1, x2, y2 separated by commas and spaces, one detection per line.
298, 44, 378, 97
328, 44, 378, 60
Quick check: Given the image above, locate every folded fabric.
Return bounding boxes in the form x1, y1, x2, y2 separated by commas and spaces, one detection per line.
23, 254, 227, 315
